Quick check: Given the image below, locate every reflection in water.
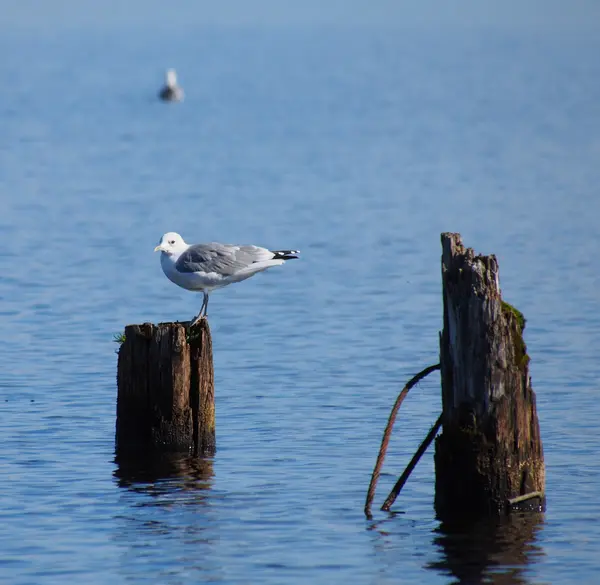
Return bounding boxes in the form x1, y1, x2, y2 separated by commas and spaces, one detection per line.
428, 513, 545, 585
114, 450, 214, 494
366, 510, 407, 538
112, 452, 221, 582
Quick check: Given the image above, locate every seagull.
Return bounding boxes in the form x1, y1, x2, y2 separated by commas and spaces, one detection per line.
154, 232, 299, 326
158, 69, 184, 102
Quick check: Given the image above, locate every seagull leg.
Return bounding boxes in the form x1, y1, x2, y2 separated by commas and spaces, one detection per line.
190, 291, 209, 327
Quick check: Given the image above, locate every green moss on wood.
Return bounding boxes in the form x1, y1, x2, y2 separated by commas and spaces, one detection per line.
501, 301, 529, 368
113, 332, 126, 345
501, 301, 526, 331
187, 326, 203, 344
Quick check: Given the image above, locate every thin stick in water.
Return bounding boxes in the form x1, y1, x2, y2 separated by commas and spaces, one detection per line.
364, 363, 440, 518
381, 413, 443, 512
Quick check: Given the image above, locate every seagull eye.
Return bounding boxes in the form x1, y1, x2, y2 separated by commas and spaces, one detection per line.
169, 240, 175, 245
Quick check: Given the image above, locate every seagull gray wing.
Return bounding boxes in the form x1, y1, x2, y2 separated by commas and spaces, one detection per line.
175, 243, 272, 276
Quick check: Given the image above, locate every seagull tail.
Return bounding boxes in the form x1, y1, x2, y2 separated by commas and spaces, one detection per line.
271, 249, 300, 260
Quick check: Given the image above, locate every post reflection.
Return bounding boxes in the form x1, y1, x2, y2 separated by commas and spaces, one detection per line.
114, 450, 214, 494
427, 513, 546, 585
112, 451, 220, 582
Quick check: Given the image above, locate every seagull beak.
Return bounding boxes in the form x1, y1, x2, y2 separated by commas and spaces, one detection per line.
154, 245, 163, 252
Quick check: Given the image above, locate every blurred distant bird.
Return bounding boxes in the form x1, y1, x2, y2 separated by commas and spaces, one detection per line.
154, 232, 299, 325
158, 69, 184, 102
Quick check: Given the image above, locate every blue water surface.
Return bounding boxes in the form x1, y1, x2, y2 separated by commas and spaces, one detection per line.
1, 18, 599, 585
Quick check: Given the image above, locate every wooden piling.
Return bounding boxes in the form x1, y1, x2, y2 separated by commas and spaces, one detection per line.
116, 320, 215, 455
435, 233, 545, 520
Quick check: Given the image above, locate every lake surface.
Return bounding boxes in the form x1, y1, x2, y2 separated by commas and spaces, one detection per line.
1, 20, 600, 585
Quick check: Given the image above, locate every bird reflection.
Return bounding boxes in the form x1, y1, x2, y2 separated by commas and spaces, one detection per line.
427, 513, 545, 585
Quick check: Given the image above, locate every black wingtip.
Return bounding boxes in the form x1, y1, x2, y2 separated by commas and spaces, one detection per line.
272, 250, 300, 260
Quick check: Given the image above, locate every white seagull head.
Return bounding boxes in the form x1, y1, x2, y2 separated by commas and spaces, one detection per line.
154, 232, 187, 255
165, 69, 178, 88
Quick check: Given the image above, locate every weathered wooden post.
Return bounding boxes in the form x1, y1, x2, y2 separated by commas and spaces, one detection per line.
116, 320, 215, 455
435, 233, 545, 520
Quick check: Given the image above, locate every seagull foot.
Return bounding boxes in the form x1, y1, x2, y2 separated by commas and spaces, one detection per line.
190, 314, 207, 328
